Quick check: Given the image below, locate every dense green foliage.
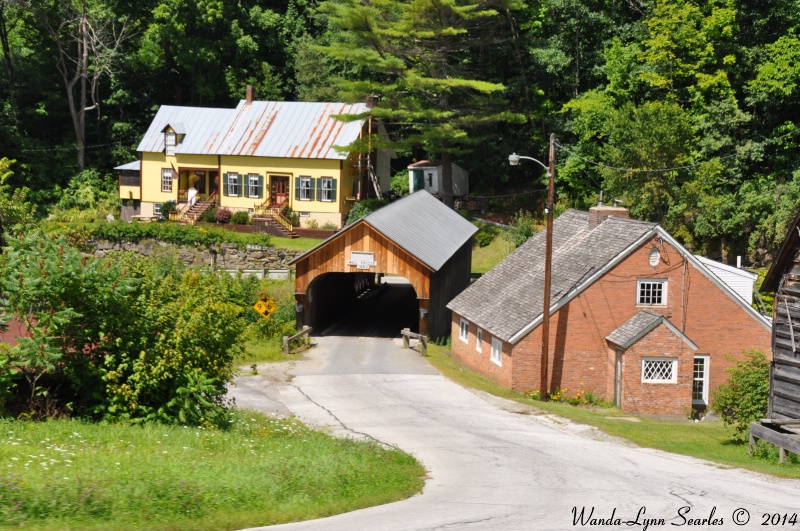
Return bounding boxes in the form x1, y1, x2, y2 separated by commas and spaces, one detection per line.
503, 210, 539, 248
711, 349, 771, 440
0, 234, 266, 426
346, 198, 388, 225
0, 413, 425, 529
1, 0, 800, 262
42, 221, 272, 248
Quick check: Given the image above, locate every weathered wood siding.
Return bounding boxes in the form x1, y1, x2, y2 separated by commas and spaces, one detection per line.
770, 251, 800, 419
429, 239, 473, 340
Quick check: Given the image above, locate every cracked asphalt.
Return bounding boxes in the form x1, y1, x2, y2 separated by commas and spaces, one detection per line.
228, 283, 800, 531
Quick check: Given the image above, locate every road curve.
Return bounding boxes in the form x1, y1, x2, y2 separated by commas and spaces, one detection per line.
234, 336, 800, 531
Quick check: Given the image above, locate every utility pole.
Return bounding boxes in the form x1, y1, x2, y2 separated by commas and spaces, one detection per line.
540, 133, 556, 400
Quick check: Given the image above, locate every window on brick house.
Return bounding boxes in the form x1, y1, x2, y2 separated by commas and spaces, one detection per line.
641, 358, 677, 383
459, 318, 469, 343
491, 337, 502, 366
637, 279, 667, 305
476, 328, 483, 353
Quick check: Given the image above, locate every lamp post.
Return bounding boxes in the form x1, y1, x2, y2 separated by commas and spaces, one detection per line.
509, 133, 556, 401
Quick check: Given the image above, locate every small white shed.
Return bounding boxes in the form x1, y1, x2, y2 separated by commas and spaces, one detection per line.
695, 255, 758, 304
408, 160, 469, 197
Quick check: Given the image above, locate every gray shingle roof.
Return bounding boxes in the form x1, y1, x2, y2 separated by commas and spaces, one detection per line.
447, 210, 657, 343
605, 310, 664, 348
363, 190, 478, 271
137, 101, 368, 160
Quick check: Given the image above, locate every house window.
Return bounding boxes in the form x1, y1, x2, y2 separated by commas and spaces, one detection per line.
299, 176, 312, 200
227, 172, 240, 196
161, 169, 173, 192
165, 132, 176, 156
476, 328, 483, 353
641, 358, 677, 383
427, 172, 433, 187
693, 355, 710, 405
248, 174, 261, 198
153, 203, 162, 215
491, 337, 502, 366
459, 318, 469, 344
637, 279, 667, 305
320, 177, 334, 202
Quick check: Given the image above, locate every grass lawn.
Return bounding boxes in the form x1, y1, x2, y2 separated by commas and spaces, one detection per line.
0, 413, 424, 530
471, 236, 513, 274
424, 343, 800, 478
270, 236, 324, 251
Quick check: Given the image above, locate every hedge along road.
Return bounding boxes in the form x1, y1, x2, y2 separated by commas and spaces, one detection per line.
232, 297, 800, 530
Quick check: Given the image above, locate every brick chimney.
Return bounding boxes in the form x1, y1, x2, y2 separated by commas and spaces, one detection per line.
588, 196, 629, 228
245, 85, 254, 103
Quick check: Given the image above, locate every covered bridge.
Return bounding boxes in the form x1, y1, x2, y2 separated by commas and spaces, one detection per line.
290, 190, 477, 339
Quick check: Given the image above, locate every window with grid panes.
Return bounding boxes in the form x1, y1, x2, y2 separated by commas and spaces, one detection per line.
641, 358, 677, 383
459, 318, 469, 343
248, 174, 260, 198
637, 279, 667, 305
491, 337, 502, 366
227, 173, 239, 196
299, 177, 312, 200
161, 169, 172, 192
320, 177, 333, 201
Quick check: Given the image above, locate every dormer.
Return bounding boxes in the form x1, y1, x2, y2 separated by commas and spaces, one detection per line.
161, 123, 186, 156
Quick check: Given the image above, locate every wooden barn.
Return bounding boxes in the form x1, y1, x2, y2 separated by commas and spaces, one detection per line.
289, 190, 477, 339
753, 210, 800, 458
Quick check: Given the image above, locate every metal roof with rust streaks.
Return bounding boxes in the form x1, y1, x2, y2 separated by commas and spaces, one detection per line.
137, 101, 369, 160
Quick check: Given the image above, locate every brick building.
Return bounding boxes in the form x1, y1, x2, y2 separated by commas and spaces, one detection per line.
447, 205, 771, 416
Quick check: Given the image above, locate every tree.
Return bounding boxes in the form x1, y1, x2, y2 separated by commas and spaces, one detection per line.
26, 0, 130, 170
0, 157, 34, 244
711, 349, 770, 440
317, 0, 525, 207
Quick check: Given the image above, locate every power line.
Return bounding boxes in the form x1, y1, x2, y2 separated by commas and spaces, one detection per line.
554, 125, 800, 174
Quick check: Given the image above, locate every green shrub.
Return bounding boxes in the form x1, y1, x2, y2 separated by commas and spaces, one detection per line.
321, 221, 338, 230
390, 170, 409, 196
473, 222, 499, 248
711, 349, 770, 440
200, 207, 217, 223
503, 210, 538, 248
230, 211, 251, 225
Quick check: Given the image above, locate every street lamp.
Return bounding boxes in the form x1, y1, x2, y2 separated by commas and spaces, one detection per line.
509, 134, 556, 401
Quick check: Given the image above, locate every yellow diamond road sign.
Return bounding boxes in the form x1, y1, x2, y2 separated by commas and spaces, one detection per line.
253, 298, 278, 319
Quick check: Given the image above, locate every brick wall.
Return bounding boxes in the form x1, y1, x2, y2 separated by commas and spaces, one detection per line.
450, 313, 513, 388
619, 324, 694, 415
490, 235, 770, 410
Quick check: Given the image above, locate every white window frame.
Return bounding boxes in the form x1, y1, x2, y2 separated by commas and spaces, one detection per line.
692, 355, 710, 405
321, 177, 333, 202
476, 328, 483, 353
641, 357, 677, 383
299, 177, 312, 200
491, 337, 502, 366
459, 318, 469, 344
248, 174, 260, 198
637, 279, 667, 306
161, 169, 173, 193
153, 203, 162, 215
165, 132, 176, 156
227, 172, 240, 197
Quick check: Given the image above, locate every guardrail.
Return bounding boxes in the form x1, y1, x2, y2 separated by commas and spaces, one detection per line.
283, 326, 312, 355
401, 328, 428, 356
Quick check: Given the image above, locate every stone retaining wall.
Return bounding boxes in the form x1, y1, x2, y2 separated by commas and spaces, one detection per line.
91, 240, 303, 271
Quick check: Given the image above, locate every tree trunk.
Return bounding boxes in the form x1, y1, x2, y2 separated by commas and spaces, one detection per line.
441, 150, 454, 209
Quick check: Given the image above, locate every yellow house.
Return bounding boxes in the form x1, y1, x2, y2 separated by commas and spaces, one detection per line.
117, 91, 392, 231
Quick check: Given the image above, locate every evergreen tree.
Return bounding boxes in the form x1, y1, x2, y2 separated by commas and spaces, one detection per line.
316, 0, 524, 207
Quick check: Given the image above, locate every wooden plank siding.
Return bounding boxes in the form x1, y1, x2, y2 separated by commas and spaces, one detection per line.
428, 240, 473, 340
295, 221, 432, 299
769, 248, 800, 420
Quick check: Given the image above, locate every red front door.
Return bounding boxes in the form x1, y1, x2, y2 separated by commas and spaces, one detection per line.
272, 176, 289, 206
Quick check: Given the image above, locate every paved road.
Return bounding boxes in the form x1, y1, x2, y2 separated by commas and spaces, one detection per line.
229, 283, 800, 531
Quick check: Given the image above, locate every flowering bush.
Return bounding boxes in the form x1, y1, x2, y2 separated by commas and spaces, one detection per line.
214, 207, 232, 224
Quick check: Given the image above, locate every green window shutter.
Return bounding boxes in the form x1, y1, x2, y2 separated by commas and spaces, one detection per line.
223, 173, 229, 196
238, 175, 243, 196
316, 178, 322, 201
331, 178, 337, 202
295, 177, 301, 199
257, 174, 264, 198
310, 177, 316, 200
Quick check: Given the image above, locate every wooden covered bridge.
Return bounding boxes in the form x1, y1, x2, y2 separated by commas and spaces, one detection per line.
289, 191, 477, 339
